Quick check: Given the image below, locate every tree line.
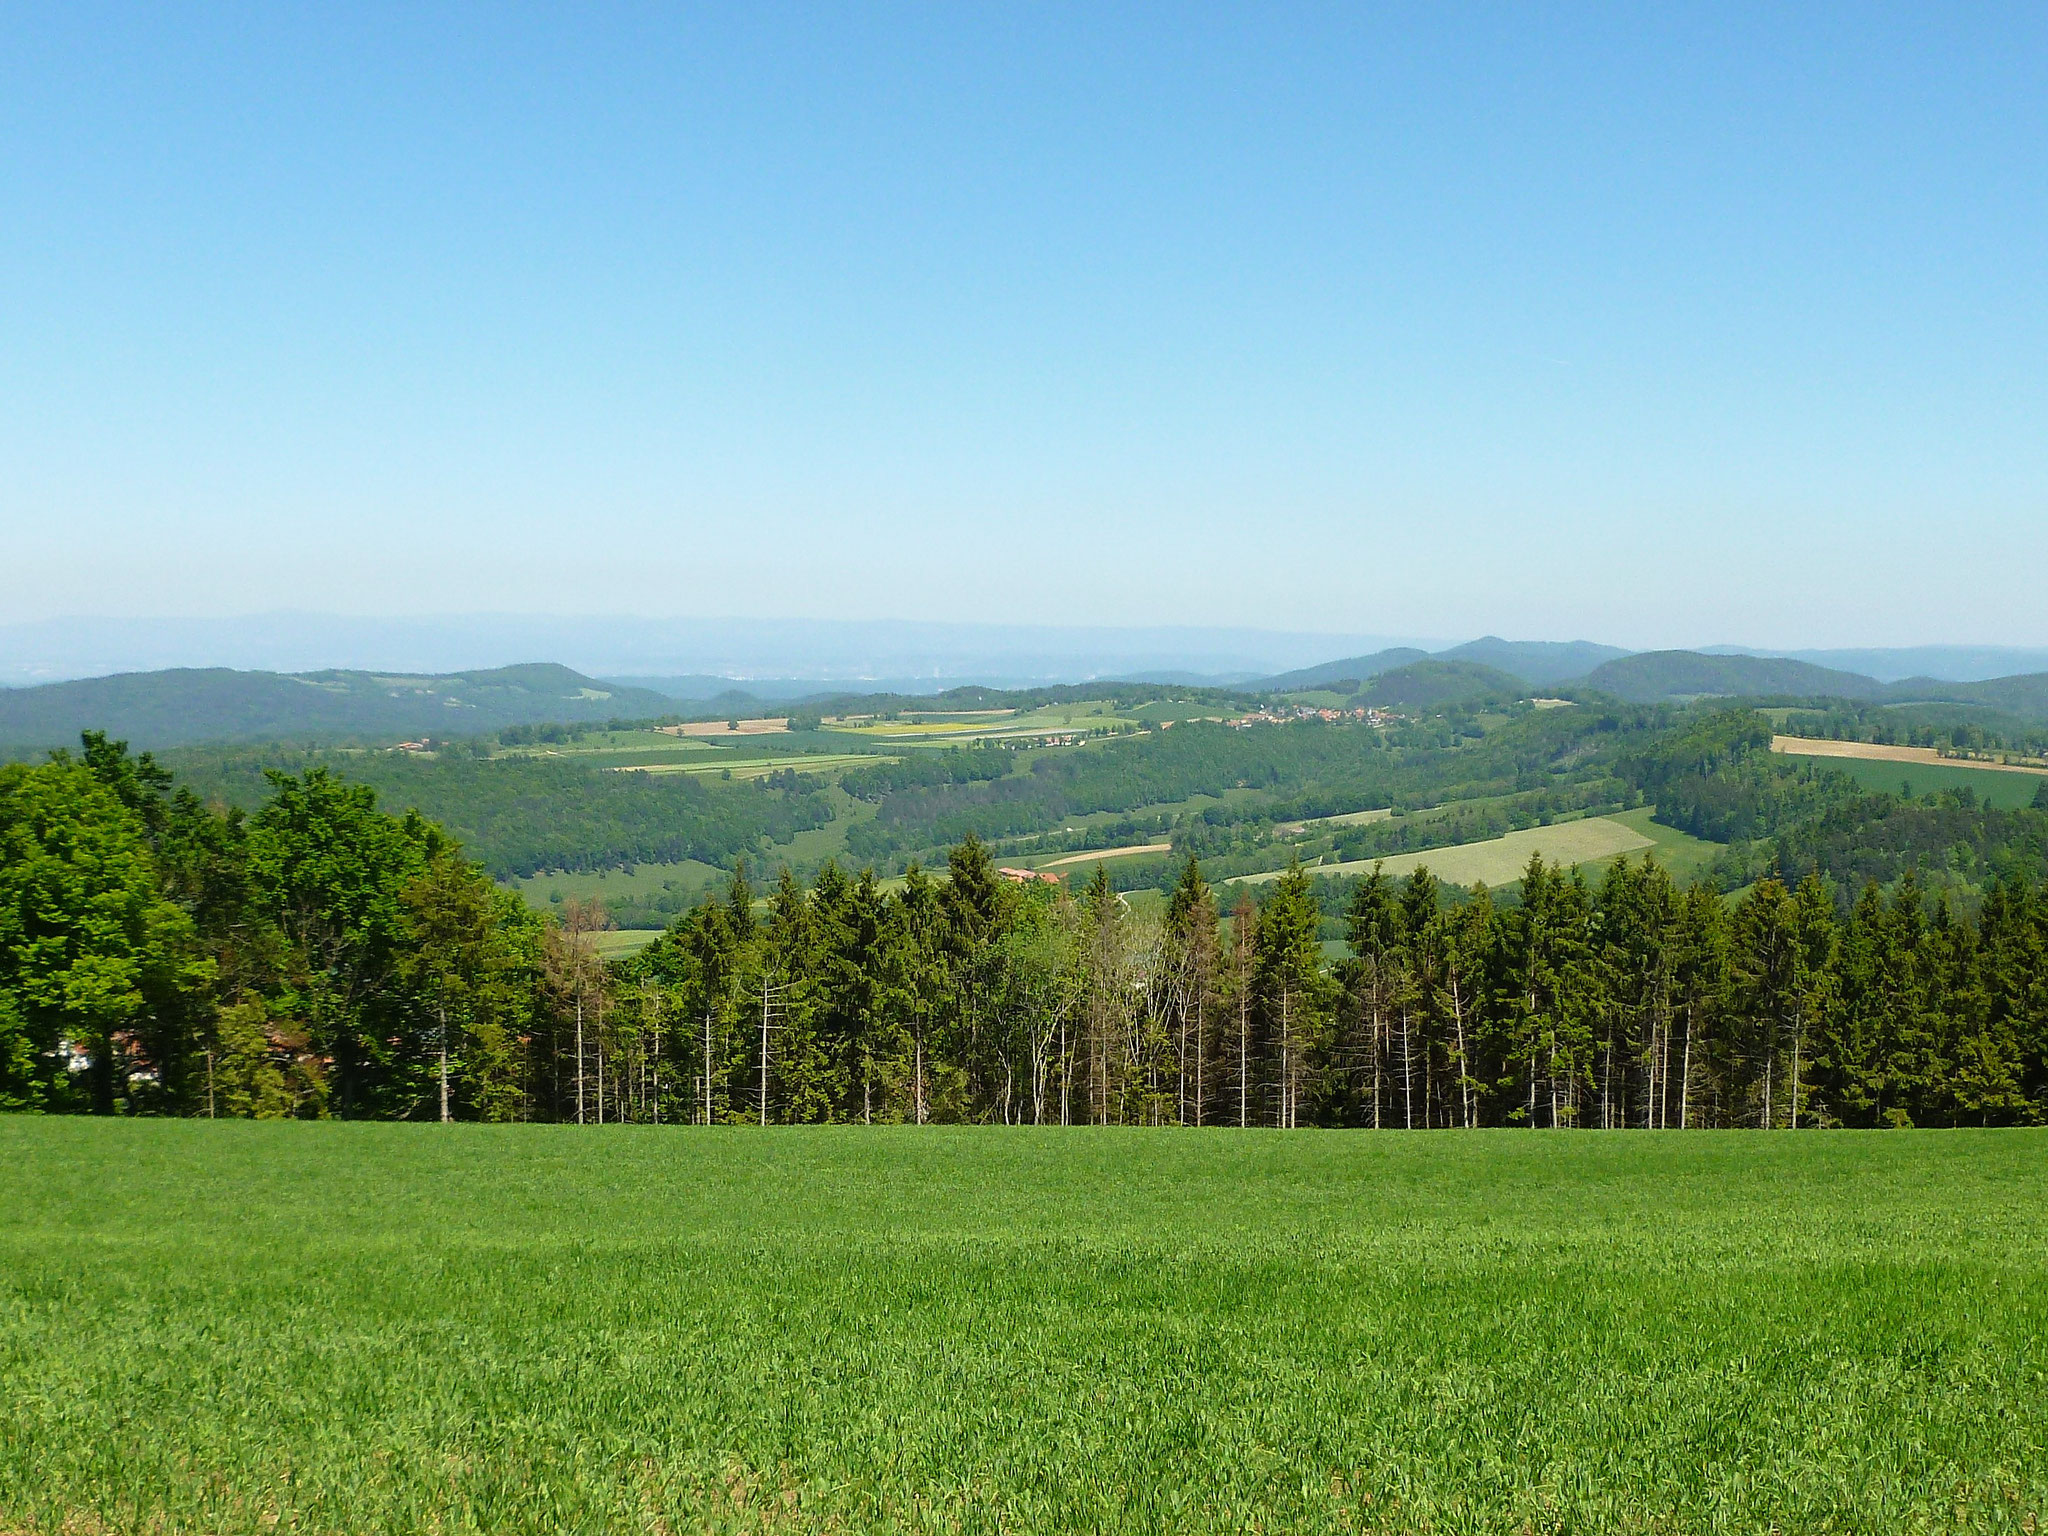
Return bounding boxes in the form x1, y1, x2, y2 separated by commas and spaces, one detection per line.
6, 733, 2043, 1126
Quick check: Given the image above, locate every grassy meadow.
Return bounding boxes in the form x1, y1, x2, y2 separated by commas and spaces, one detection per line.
1806, 754, 2047, 810
3, 1124, 2045, 1534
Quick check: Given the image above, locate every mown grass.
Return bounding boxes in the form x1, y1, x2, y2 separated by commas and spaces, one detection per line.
2, 1125, 2044, 1534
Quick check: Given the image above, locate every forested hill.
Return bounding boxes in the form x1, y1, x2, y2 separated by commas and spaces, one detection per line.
1357, 659, 1525, 709
1436, 637, 1630, 685
1249, 640, 1625, 691
1250, 649, 1429, 691
1572, 651, 2048, 718
0, 664, 675, 752
1581, 651, 1891, 702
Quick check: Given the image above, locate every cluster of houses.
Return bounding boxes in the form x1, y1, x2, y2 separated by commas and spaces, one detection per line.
1225, 705, 1392, 729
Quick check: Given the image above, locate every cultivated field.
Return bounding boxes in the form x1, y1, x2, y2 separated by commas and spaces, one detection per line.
1773, 736, 2048, 810
1232, 813, 1655, 888
2, 1124, 2041, 1534
823, 702, 1138, 745
1771, 735, 2048, 774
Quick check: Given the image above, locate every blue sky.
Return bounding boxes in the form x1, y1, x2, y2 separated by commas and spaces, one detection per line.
3, 4, 2044, 647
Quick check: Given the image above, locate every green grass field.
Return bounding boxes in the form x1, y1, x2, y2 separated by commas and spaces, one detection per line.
3, 1125, 2044, 1534
1802, 753, 2048, 810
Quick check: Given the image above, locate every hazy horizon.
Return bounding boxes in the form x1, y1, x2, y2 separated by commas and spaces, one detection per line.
7, 611, 2048, 689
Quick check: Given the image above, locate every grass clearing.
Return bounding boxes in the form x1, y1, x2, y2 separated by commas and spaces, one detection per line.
1595, 805, 1728, 883
591, 928, 661, 958
1035, 842, 1176, 869
1280, 806, 1394, 835
513, 858, 727, 908
1, 1123, 2043, 1533
1234, 814, 1655, 888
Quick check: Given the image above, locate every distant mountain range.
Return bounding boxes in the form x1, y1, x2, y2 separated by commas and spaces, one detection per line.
1698, 645, 2048, 685
10, 613, 2048, 691
7, 639, 2048, 755
0, 664, 675, 752
1254, 645, 2048, 722
0, 615, 1436, 689
1247, 638, 1631, 693
1578, 651, 1891, 703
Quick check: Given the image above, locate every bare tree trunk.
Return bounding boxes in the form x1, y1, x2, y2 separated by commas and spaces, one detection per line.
1237, 986, 1250, 1129
1790, 1014, 1802, 1130
575, 993, 586, 1125
1372, 982, 1384, 1131
439, 1000, 451, 1123
1060, 1011, 1070, 1126
1402, 1003, 1414, 1131
702, 1010, 713, 1125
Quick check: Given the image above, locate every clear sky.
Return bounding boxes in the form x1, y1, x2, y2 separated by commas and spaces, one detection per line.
3, 4, 2044, 647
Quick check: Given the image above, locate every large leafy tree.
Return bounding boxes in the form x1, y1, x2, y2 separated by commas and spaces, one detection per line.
246, 769, 442, 1117
0, 757, 209, 1112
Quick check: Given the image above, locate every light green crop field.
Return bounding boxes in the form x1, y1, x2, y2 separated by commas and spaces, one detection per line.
1804, 753, 2048, 810
3, 1126, 2044, 1535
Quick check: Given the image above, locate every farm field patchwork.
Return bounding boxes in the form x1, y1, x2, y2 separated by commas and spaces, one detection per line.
823, 702, 1140, 745
1, 1124, 2042, 1534
1771, 735, 2048, 774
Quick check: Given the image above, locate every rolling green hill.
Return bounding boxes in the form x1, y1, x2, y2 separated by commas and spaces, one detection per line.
1250, 647, 1428, 691
1438, 636, 1631, 685
1359, 658, 1527, 709
1580, 650, 1889, 702
0, 663, 676, 752
1887, 671, 2048, 721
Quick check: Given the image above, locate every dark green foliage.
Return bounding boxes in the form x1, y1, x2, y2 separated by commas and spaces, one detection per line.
838, 746, 1016, 799
1356, 658, 1526, 709
167, 748, 834, 879
1584, 650, 1890, 702
0, 738, 544, 1121
851, 707, 1658, 865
